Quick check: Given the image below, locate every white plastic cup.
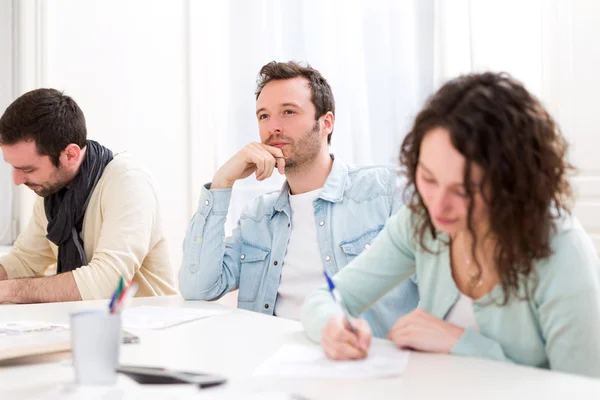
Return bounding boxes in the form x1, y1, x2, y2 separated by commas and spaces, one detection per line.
70, 310, 121, 385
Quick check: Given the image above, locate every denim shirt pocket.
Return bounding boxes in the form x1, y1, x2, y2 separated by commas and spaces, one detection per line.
339, 225, 384, 263
238, 241, 271, 302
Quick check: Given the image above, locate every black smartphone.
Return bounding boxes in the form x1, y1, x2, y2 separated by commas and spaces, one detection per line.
117, 365, 227, 389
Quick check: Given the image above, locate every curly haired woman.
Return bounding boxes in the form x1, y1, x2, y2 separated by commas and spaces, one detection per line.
301, 72, 600, 378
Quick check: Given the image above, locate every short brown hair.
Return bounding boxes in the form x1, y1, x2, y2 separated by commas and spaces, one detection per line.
0, 88, 87, 167
400, 72, 574, 303
255, 61, 335, 144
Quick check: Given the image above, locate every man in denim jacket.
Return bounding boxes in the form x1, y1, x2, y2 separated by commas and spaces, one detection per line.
179, 61, 418, 338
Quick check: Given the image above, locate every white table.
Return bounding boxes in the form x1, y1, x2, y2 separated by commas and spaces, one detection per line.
1, 296, 600, 399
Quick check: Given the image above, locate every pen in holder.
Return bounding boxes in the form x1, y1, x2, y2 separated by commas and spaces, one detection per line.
70, 310, 122, 385
69, 278, 138, 384
110, 279, 138, 315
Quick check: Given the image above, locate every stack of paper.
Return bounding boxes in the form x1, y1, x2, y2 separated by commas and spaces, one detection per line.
0, 321, 70, 362
0, 321, 68, 336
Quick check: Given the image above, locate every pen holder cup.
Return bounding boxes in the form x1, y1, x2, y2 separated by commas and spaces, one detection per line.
70, 310, 121, 385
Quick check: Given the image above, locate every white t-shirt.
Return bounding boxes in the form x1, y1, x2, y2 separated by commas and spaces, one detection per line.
445, 293, 480, 332
274, 188, 324, 320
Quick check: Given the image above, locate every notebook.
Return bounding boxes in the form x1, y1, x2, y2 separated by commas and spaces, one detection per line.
0, 320, 141, 362
0, 323, 71, 362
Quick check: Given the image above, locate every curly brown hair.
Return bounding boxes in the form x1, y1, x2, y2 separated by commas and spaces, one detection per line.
399, 72, 574, 303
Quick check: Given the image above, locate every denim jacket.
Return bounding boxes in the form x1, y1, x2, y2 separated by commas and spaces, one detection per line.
179, 158, 419, 338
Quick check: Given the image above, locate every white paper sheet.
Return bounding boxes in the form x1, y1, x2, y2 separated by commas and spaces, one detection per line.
121, 306, 230, 330
254, 338, 410, 379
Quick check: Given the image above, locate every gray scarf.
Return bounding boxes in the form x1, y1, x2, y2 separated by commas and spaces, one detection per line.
44, 140, 113, 273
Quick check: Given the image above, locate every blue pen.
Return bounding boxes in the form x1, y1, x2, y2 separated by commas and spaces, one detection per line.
109, 277, 124, 312
323, 270, 357, 335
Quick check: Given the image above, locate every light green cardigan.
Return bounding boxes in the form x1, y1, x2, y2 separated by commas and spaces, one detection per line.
301, 206, 600, 378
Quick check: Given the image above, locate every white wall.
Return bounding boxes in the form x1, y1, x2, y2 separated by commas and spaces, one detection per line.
14, 0, 191, 272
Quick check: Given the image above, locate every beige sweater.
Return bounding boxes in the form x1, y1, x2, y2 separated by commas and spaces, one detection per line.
0, 153, 176, 300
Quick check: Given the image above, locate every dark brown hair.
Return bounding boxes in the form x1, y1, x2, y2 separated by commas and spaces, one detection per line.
399, 72, 574, 303
0, 88, 87, 167
255, 61, 335, 144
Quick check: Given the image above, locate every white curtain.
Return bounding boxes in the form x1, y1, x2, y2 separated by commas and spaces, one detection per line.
0, 156, 12, 245
434, 0, 570, 101
435, 0, 600, 252
189, 0, 435, 233
0, 0, 13, 245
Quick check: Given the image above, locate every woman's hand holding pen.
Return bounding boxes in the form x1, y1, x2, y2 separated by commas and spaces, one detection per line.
211, 142, 286, 189
320, 315, 372, 360
386, 309, 464, 353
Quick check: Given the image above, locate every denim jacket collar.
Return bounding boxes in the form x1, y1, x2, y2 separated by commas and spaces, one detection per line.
273, 156, 348, 213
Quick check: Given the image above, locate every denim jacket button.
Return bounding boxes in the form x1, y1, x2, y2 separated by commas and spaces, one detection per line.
240, 254, 245, 260
319, 221, 325, 226
205, 200, 210, 206
264, 304, 269, 309
325, 256, 331, 261
364, 243, 370, 249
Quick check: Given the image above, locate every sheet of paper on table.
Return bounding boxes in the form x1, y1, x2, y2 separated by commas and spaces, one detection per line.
254, 338, 411, 379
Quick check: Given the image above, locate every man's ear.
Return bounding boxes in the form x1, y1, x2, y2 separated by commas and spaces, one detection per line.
321, 111, 335, 138
61, 144, 82, 168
